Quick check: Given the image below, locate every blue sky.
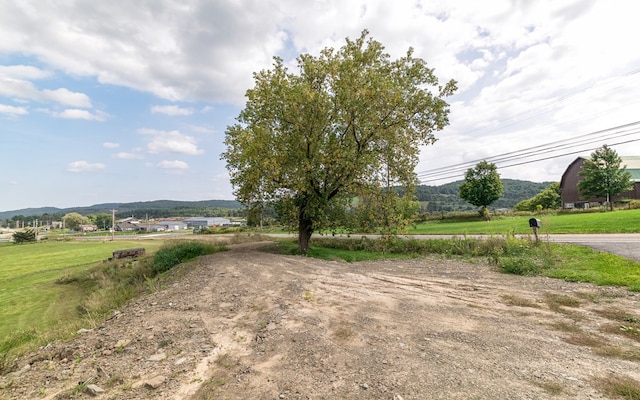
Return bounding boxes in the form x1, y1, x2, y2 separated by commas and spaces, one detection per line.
2, 0, 640, 211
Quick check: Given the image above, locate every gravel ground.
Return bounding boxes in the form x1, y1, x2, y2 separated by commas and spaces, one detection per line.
2, 241, 640, 399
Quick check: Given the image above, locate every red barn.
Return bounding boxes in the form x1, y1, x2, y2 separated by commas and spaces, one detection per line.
560, 156, 640, 208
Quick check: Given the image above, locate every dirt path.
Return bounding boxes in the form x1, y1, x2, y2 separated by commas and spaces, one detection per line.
2, 241, 640, 399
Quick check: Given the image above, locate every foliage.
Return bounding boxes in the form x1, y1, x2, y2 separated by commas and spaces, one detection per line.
223, 30, 456, 252
151, 240, 224, 273
89, 213, 113, 230
63, 212, 91, 231
350, 187, 420, 235
458, 161, 504, 214
12, 228, 37, 244
514, 182, 561, 211
578, 145, 633, 211
416, 179, 553, 213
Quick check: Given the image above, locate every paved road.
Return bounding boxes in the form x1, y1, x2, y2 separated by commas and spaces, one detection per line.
546, 234, 640, 263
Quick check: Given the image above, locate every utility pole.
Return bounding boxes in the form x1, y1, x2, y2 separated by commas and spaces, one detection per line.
111, 209, 117, 241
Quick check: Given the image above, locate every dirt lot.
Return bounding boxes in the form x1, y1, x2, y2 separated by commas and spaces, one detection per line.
2, 241, 640, 399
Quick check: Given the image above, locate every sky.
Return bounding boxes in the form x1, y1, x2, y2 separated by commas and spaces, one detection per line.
2, 0, 640, 211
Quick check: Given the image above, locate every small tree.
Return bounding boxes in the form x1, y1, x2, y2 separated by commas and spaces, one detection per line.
13, 228, 36, 244
459, 161, 503, 218
578, 145, 632, 211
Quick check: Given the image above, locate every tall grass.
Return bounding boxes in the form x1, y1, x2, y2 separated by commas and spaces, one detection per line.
0, 240, 225, 374
296, 235, 640, 288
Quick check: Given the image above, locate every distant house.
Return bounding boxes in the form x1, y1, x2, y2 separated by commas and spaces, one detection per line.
114, 221, 141, 232
161, 221, 188, 231
79, 224, 98, 233
183, 217, 231, 229
560, 156, 640, 208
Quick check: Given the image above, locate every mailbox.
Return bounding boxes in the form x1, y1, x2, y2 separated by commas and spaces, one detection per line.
528, 218, 541, 228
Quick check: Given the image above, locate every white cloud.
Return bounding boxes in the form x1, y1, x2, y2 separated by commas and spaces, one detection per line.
157, 160, 188, 169
67, 160, 106, 172
138, 128, 204, 155
0, 104, 28, 116
113, 152, 144, 160
103, 142, 120, 148
0, 65, 51, 80
42, 88, 92, 108
51, 109, 108, 121
151, 105, 193, 116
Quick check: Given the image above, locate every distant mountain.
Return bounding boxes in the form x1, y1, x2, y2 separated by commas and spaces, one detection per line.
0, 199, 242, 220
416, 179, 555, 212
1, 179, 555, 220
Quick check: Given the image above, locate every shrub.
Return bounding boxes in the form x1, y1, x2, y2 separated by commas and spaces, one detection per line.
152, 240, 225, 273
12, 229, 37, 244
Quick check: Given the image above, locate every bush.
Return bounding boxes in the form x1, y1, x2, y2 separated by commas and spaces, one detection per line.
12, 229, 37, 244
152, 240, 225, 273
311, 235, 556, 276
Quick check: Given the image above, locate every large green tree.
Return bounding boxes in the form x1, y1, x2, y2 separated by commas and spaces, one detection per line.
63, 212, 90, 231
223, 31, 456, 252
459, 161, 503, 217
578, 145, 632, 211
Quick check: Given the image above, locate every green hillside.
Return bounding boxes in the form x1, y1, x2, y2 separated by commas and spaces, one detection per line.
1, 179, 554, 221
0, 199, 243, 220
416, 179, 554, 212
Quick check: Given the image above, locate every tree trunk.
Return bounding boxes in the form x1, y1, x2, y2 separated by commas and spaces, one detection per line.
297, 205, 314, 254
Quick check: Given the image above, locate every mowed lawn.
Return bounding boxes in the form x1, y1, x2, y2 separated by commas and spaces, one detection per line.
0, 240, 163, 341
410, 208, 640, 235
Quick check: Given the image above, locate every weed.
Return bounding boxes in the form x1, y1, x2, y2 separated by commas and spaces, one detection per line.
72, 377, 95, 395
594, 374, 640, 400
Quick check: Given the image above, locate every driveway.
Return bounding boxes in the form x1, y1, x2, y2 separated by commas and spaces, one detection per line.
546, 233, 640, 262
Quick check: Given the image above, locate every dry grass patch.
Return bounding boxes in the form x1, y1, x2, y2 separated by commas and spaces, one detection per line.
594, 374, 640, 400
501, 294, 540, 308
534, 380, 567, 396
600, 323, 640, 343
548, 321, 582, 333
333, 326, 355, 341
563, 331, 608, 348
593, 307, 640, 323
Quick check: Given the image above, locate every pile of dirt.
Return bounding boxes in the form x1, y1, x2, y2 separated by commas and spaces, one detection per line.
2, 241, 640, 399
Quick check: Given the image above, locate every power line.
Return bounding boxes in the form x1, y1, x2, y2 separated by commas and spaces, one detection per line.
417, 120, 640, 179
418, 123, 640, 184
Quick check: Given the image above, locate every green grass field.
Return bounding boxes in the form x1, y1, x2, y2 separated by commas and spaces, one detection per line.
410, 208, 640, 235
0, 240, 163, 347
